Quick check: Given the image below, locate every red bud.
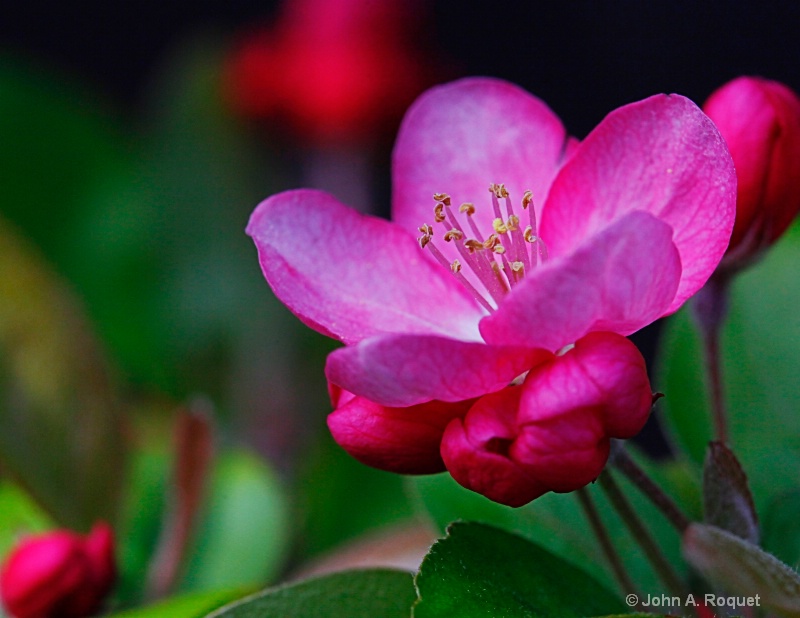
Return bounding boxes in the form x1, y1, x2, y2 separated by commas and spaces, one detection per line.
704, 76, 800, 268
0, 522, 116, 618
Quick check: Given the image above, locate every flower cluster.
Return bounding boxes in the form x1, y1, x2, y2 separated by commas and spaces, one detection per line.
248, 77, 736, 506
0, 523, 116, 618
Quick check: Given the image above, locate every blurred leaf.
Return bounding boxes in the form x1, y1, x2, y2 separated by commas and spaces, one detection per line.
0, 216, 126, 530
658, 225, 800, 512
297, 430, 415, 557
110, 588, 246, 618
413, 522, 624, 618
683, 523, 800, 617
179, 450, 290, 592
207, 569, 415, 618
409, 451, 696, 597
0, 481, 54, 558
702, 441, 758, 543
761, 489, 800, 568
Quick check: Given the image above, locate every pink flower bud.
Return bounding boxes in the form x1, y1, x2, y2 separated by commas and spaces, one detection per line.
703, 76, 800, 267
0, 522, 116, 618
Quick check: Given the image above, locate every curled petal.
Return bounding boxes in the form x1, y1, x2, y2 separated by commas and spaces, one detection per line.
392, 77, 569, 252
480, 211, 681, 351
247, 189, 485, 345
540, 93, 736, 313
325, 333, 552, 408
441, 387, 549, 507
440, 333, 652, 507
328, 396, 473, 474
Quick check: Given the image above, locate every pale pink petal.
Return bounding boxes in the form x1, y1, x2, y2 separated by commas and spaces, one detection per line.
540, 94, 736, 313
327, 397, 473, 474
440, 387, 549, 507
480, 211, 681, 351
392, 77, 569, 258
325, 333, 552, 407
247, 189, 485, 344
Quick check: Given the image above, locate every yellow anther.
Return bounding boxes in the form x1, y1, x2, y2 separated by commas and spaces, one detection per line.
418, 234, 431, 248
492, 244, 506, 255
507, 215, 520, 231
418, 223, 433, 235
464, 239, 484, 253
434, 203, 446, 223
522, 190, 533, 209
511, 261, 524, 272
489, 183, 509, 198
492, 218, 509, 234
482, 234, 501, 250
459, 203, 476, 215
433, 192, 451, 206
523, 226, 536, 243
443, 229, 464, 242
450, 260, 462, 273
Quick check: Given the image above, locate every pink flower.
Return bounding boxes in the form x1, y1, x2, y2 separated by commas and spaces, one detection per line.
248, 78, 736, 506
703, 76, 800, 268
0, 522, 116, 618
224, 0, 430, 144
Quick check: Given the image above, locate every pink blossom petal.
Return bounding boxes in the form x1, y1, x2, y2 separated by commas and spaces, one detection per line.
441, 387, 549, 507
327, 396, 474, 474
247, 189, 486, 344
325, 333, 552, 407
392, 77, 569, 253
480, 211, 681, 351
540, 93, 736, 313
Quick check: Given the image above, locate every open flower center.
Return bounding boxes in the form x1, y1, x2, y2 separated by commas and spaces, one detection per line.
417, 183, 548, 313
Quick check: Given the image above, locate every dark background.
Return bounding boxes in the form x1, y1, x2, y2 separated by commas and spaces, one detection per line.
2, 0, 799, 134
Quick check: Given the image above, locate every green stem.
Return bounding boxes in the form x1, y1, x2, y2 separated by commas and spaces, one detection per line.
598, 471, 688, 599
576, 487, 639, 602
611, 445, 691, 533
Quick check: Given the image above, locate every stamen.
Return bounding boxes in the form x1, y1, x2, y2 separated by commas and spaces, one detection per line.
417, 185, 547, 311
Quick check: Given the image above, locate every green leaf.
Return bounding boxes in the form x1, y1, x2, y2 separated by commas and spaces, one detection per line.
207, 569, 416, 618
683, 523, 800, 617
0, 481, 54, 557
0, 216, 126, 530
658, 226, 800, 511
179, 450, 291, 592
409, 454, 695, 597
702, 442, 758, 543
110, 589, 246, 618
413, 521, 625, 617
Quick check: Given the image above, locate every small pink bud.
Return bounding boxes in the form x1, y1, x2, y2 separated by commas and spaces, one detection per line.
703, 76, 800, 268
0, 522, 116, 618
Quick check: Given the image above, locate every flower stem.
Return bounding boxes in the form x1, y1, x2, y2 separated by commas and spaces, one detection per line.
576, 487, 639, 602
611, 444, 691, 533
692, 274, 732, 444
598, 471, 688, 599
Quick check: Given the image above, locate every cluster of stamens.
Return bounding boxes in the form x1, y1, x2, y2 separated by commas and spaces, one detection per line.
417, 183, 548, 313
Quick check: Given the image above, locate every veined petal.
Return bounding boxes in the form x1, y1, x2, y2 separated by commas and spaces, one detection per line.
247, 189, 485, 344
540, 93, 736, 313
392, 77, 569, 243
327, 396, 474, 474
440, 387, 549, 507
325, 333, 552, 407
517, 333, 652, 436
480, 211, 681, 351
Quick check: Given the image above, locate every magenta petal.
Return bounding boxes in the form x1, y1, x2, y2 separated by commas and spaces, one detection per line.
327, 396, 473, 474
440, 387, 549, 507
540, 94, 736, 314
325, 333, 553, 407
247, 189, 486, 344
392, 77, 569, 243
480, 211, 681, 351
